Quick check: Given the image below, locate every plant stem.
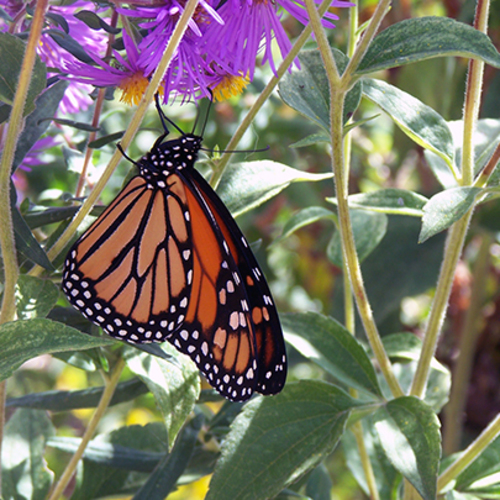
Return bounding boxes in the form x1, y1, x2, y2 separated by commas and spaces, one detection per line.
438, 412, 500, 492
443, 234, 491, 455
212, 0, 338, 188
410, 0, 490, 398
47, 357, 126, 500
30, 0, 200, 276
0, 1, 49, 493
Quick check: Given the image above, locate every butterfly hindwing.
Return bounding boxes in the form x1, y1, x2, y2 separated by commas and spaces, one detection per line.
188, 169, 287, 396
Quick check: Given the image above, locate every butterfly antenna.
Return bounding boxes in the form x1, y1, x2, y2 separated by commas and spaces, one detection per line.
154, 93, 185, 135
117, 143, 140, 166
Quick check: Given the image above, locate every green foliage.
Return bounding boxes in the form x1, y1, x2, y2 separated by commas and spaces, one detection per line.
2, 6, 500, 500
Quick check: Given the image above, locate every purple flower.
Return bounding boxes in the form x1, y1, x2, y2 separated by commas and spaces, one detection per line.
62, 30, 151, 106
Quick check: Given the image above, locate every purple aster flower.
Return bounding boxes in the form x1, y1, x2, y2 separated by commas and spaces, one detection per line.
61, 30, 151, 106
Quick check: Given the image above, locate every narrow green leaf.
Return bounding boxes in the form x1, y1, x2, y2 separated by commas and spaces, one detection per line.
345, 189, 429, 217
11, 184, 54, 270
0, 318, 116, 381
2, 409, 55, 500
278, 206, 335, 241
282, 312, 382, 397
363, 78, 454, 165
278, 49, 362, 130
50, 117, 100, 131
372, 396, 441, 500
7, 378, 149, 411
419, 187, 482, 243
0, 32, 46, 114
74, 10, 121, 34
217, 161, 332, 217
207, 381, 360, 500
125, 344, 200, 448
13, 80, 68, 171
132, 414, 203, 500
327, 209, 387, 266
357, 17, 500, 74
88, 130, 125, 149
445, 492, 481, 500
15, 275, 59, 320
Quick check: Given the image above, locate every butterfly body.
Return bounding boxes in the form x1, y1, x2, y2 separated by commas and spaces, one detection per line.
62, 128, 286, 401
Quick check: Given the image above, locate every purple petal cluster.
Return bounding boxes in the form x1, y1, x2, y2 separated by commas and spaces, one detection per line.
1, 0, 353, 107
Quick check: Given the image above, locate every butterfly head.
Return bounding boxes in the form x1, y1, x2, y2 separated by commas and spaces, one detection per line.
139, 133, 203, 184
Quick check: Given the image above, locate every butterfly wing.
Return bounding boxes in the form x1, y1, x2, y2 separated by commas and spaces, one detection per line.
185, 169, 287, 397
62, 174, 194, 343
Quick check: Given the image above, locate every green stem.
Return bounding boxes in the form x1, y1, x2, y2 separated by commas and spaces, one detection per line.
341, 0, 392, 87
0, 2, 49, 492
438, 412, 500, 492
0, 0, 49, 320
304, 0, 402, 399
211, 0, 338, 188
410, 0, 490, 398
442, 234, 491, 455
410, 211, 473, 398
30, 0, 200, 276
47, 357, 125, 500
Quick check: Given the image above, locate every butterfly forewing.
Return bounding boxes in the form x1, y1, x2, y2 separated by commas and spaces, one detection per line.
62, 175, 194, 343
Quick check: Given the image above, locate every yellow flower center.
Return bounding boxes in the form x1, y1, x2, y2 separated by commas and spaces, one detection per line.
119, 71, 149, 106
211, 74, 249, 102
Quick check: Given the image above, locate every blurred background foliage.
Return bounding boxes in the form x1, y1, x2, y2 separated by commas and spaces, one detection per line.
8, 0, 500, 497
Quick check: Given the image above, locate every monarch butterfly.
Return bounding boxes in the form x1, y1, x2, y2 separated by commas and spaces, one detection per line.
62, 100, 287, 402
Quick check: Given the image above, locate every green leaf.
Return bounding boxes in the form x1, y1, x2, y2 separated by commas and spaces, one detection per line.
2, 409, 55, 500
133, 414, 203, 500
454, 434, 500, 492
11, 183, 54, 270
290, 133, 331, 148
278, 49, 362, 130
425, 119, 500, 188
13, 80, 68, 172
207, 381, 360, 500
68, 423, 168, 499
381, 354, 451, 413
74, 10, 121, 34
7, 378, 149, 411
331, 216, 445, 326
362, 78, 454, 166
327, 209, 387, 266
125, 344, 200, 448
88, 131, 125, 149
278, 206, 335, 241
0, 318, 116, 381
342, 426, 401, 499
305, 464, 333, 500
372, 396, 441, 500
419, 187, 482, 243
357, 17, 500, 74
15, 275, 59, 319
345, 189, 429, 217
217, 161, 332, 217
0, 32, 46, 114
282, 312, 382, 397
445, 492, 481, 500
